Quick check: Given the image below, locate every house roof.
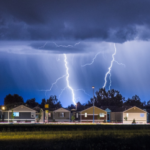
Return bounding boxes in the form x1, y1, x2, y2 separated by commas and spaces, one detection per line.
80, 106, 106, 113
123, 106, 147, 113
8, 105, 36, 112
53, 107, 70, 112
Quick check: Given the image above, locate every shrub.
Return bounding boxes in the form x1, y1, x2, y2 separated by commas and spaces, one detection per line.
132, 119, 136, 124
71, 116, 75, 122
124, 116, 127, 121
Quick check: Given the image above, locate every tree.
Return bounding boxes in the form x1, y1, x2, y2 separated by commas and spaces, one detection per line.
4, 94, 24, 109
40, 98, 46, 108
46, 95, 62, 108
11, 109, 15, 121
88, 88, 124, 107
26, 98, 39, 108
124, 95, 143, 107
37, 109, 42, 122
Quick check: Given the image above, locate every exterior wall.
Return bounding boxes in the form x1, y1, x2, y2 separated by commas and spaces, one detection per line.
53, 108, 70, 122
81, 114, 106, 122
123, 106, 147, 124
53, 112, 70, 121
80, 106, 107, 122
123, 113, 147, 124
110, 112, 123, 123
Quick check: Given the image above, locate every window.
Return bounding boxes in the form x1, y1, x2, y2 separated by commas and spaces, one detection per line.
31, 112, 35, 118
140, 113, 144, 117
85, 113, 87, 117
76, 113, 78, 118
126, 113, 128, 117
60, 112, 64, 117
100, 113, 104, 117
13, 112, 19, 117
48, 113, 51, 117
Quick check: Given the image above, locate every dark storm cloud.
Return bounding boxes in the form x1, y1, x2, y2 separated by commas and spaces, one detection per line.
0, 0, 150, 42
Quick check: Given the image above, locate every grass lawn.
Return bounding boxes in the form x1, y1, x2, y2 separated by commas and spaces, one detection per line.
0, 125, 150, 149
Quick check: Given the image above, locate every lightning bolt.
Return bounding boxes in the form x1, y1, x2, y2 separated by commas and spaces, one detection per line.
103, 43, 125, 90
103, 43, 116, 89
81, 52, 102, 67
74, 89, 91, 97
39, 74, 66, 97
64, 54, 76, 105
58, 87, 67, 98
53, 42, 80, 48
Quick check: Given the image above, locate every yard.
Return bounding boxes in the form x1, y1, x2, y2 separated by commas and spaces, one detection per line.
0, 124, 150, 149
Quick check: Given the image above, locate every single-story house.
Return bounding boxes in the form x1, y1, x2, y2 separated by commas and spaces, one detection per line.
123, 106, 147, 124
80, 106, 107, 122
2, 105, 36, 123
110, 106, 147, 124
52, 108, 71, 122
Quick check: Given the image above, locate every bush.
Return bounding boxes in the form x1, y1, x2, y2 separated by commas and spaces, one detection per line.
71, 116, 75, 122
132, 119, 136, 124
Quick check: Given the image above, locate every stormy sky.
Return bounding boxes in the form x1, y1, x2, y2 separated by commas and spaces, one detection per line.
0, 0, 150, 107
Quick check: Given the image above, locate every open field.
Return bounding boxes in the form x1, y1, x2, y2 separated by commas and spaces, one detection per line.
0, 125, 150, 149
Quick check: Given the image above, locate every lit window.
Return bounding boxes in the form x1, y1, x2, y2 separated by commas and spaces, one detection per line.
13, 112, 19, 117
100, 113, 104, 117
140, 113, 144, 117
85, 113, 87, 117
48, 113, 51, 117
31, 112, 35, 118
60, 112, 64, 117
76, 113, 78, 118
126, 113, 128, 117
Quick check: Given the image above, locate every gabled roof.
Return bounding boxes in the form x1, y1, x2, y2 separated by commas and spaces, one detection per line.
53, 107, 70, 112
80, 106, 106, 113
123, 106, 147, 113
8, 105, 36, 112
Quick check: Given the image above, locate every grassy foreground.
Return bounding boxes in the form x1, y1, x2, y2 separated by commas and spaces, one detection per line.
0, 125, 150, 149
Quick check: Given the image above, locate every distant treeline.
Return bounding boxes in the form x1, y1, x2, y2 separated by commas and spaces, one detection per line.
1, 88, 150, 110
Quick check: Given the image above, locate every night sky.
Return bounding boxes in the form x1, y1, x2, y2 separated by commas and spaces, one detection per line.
1, 0, 150, 107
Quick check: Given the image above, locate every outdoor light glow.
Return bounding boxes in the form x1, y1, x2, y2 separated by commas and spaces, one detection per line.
64, 54, 76, 105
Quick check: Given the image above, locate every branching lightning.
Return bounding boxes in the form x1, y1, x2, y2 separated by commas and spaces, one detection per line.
53, 42, 80, 48
103, 43, 116, 89
74, 89, 91, 97
81, 52, 102, 67
103, 43, 125, 90
39, 74, 66, 96
64, 54, 76, 105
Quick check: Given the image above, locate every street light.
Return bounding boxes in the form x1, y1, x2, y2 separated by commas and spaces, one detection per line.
92, 86, 95, 123
2, 106, 5, 110
1, 106, 5, 122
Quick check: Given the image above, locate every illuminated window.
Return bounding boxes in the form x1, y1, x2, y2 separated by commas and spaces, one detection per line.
13, 112, 19, 117
31, 112, 35, 118
85, 113, 87, 117
140, 113, 144, 117
48, 113, 51, 117
60, 112, 64, 117
126, 113, 128, 117
76, 113, 78, 118
100, 113, 104, 117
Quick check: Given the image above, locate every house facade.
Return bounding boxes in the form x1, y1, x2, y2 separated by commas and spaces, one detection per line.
2, 105, 36, 123
80, 106, 107, 122
123, 106, 147, 124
